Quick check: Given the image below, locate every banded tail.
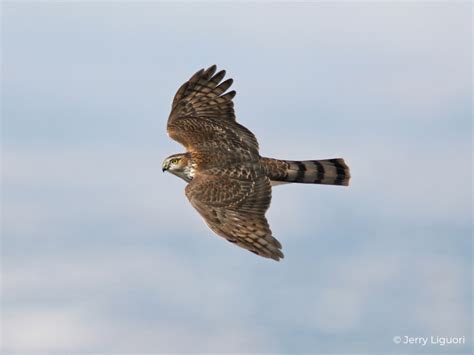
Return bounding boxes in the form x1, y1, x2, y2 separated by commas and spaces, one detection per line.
261, 157, 351, 186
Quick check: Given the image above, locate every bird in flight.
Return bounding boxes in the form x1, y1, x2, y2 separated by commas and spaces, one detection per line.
163, 65, 350, 261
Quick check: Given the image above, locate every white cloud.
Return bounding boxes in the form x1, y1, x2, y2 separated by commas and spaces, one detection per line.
3, 248, 272, 352
2, 147, 196, 238
3, 228, 471, 352
284, 251, 471, 342
414, 257, 471, 337
3, 307, 99, 353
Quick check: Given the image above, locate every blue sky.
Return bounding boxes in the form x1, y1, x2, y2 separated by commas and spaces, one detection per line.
2, 1, 472, 353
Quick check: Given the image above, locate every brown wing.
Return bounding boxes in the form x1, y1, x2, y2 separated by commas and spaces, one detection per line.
185, 173, 284, 261
167, 65, 260, 158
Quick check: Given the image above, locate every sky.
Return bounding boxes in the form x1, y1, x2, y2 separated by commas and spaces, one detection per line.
1, 1, 472, 354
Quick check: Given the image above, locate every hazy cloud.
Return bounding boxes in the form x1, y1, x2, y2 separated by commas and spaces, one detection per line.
2, 1, 471, 353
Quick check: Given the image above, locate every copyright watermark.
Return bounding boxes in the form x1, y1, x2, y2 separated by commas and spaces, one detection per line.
393, 336, 402, 344
393, 335, 466, 346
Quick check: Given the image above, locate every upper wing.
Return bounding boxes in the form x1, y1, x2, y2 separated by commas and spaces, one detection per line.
185, 173, 284, 261
167, 65, 260, 155
169, 65, 236, 123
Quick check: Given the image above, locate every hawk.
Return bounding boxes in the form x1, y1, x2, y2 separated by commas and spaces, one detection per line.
163, 65, 350, 261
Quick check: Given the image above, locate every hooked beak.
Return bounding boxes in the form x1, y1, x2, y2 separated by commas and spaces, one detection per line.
162, 166, 167, 172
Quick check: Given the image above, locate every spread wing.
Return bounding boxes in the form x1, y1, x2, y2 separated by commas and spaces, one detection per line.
185, 173, 284, 261
167, 65, 260, 161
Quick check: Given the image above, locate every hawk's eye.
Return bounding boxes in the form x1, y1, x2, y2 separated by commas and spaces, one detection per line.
170, 158, 179, 164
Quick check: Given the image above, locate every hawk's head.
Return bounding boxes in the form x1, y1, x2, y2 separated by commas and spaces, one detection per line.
162, 153, 194, 182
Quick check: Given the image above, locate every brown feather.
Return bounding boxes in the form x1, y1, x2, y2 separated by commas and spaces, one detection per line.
186, 173, 284, 261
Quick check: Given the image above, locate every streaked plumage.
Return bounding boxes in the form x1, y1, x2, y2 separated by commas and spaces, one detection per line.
163, 65, 350, 261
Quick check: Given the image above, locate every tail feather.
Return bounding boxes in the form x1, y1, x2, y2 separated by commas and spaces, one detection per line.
261, 157, 350, 186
